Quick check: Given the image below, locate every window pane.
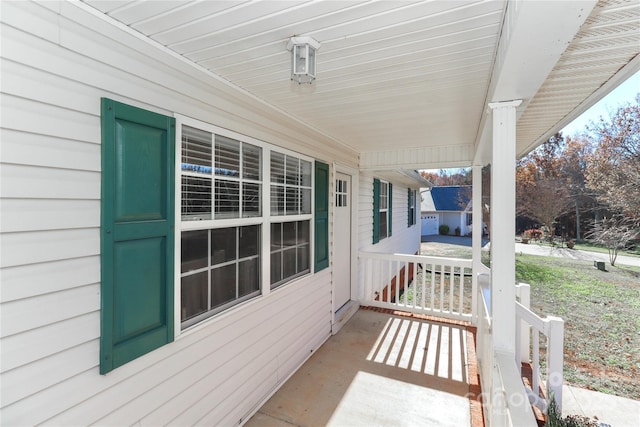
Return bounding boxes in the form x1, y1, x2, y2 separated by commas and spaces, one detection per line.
271, 152, 285, 183
297, 244, 310, 273
271, 251, 282, 284
271, 185, 284, 215
211, 264, 236, 308
283, 248, 297, 279
182, 176, 212, 220
239, 225, 260, 258
243, 183, 261, 217
181, 230, 208, 273
297, 220, 309, 244
271, 222, 282, 251
243, 143, 261, 180
182, 126, 211, 173
215, 180, 239, 218
285, 187, 299, 215
379, 211, 388, 239
181, 271, 208, 321
215, 135, 240, 177
239, 258, 260, 297
301, 188, 311, 214
283, 221, 297, 246
300, 160, 311, 186
286, 156, 299, 185
211, 228, 236, 265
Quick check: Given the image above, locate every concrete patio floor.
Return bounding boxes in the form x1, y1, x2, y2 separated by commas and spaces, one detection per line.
245, 308, 479, 427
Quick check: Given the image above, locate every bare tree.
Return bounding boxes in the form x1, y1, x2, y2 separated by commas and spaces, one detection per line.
585, 95, 640, 219
517, 176, 572, 241
587, 216, 639, 266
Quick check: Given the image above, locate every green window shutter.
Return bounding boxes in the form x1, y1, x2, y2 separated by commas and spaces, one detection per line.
100, 98, 175, 374
314, 161, 329, 272
372, 178, 380, 244
408, 188, 412, 227
388, 183, 393, 237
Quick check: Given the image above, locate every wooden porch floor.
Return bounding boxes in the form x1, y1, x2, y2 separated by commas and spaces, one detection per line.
245, 307, 484, 427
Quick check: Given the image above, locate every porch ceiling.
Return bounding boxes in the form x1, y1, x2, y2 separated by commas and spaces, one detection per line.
82, 0, 640, 166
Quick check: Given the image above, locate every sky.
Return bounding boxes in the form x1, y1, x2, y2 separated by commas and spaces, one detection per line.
560, 70, 640, 137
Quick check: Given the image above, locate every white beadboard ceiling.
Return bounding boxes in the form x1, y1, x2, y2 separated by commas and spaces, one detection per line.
82, 0, 640, 164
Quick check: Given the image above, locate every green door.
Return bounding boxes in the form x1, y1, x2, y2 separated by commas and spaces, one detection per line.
100, 98, 175, 374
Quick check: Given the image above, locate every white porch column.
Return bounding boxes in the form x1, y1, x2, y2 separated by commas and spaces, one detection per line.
471, 164, 483, 324
489, 100, 521, 354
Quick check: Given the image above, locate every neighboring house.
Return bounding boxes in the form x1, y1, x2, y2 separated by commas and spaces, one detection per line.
1, 1, 638, 426
421, 186, 472, 236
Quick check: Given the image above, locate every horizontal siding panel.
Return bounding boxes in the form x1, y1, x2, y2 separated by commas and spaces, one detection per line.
0, 93, 99, 145
0, 284, 100, 338
170, 295, 330, 426
38, 275, 330, 426
0, 129, 101, 171
1, 57, 103, 120
0, 311, 99, 374
137, 274, 330, 425
0, 256, 100, 303
0, 199, 99, 233
208, 319, 330, 427
0, 161, 98, 199
0, 0, 61, 44
0, 228, 99, 268
1, 340, 98, 408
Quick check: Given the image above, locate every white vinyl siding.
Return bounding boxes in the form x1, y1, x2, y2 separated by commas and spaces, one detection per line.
0, 1, 355, 424
357, 172, 421, 256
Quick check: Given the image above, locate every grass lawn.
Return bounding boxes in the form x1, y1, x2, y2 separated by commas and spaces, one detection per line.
515, 254, 640, 400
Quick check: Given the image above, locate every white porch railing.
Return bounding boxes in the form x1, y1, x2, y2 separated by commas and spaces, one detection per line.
359, 252, 473, 322
516, 283, 565, 413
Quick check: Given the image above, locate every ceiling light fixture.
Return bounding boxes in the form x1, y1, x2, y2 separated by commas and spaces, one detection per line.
287, 36, 320, 84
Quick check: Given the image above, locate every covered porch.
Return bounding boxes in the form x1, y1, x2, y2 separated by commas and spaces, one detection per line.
247, 308, 482, 427
247, 251, 564, 426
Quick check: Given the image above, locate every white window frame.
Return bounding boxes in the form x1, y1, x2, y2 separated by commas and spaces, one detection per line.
379, 180, 389, 240
174, 115, 315, 333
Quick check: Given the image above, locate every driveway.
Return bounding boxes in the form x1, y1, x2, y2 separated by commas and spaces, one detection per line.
420, 235, 640, 267
515, 242, 640, 267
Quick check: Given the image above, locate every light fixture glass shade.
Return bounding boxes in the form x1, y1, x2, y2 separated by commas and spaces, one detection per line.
287, 37, 320, 84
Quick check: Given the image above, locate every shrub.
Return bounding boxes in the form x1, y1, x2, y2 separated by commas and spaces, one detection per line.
524, 228, 543, 241
439, 224, 450, 235
545, 397, 598, 427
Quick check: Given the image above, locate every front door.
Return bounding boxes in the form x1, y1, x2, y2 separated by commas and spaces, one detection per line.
334, 172, 352, 311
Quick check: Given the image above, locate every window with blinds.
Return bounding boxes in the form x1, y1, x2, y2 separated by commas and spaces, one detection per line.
181, 127, 262, 221
179, 120, 315, 329
270, 152, 311, 216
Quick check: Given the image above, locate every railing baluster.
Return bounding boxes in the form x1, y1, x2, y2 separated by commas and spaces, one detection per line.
458, 267, 464, 315
421, 261, 426, 310
439, 262, 445, 312
394, 260, 400, 306
387, 258, 393, 304
449, 265, 454, 314
411, 261, 417, 309
358, 252, 473, 322
430, 263, 435, 311
533, 330, 540, 398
